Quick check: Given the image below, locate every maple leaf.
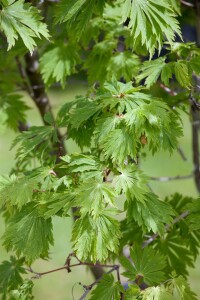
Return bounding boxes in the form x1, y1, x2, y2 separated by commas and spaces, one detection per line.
121, 245, 167, 285
0, 0, 49, 53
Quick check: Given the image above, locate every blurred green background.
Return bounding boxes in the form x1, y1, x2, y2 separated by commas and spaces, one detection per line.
0, 81, 200, 299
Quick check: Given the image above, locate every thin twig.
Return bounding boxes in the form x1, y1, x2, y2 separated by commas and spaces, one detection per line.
15, 56, 34, 98
180, 0, 194, 7
142, 211, 189, 248
150, 173, 193, 182
177, 146, 188, 161
190, 92, 200, 193
159, 83, 177, 96
79, 266, 120, 300
27, 255, 122, 299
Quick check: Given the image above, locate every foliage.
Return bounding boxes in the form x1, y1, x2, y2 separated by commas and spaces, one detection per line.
0, 0, 200, 299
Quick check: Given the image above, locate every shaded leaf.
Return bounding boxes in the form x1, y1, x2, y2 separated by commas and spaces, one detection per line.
89, 274, 124, 300
121, 245, 166, 285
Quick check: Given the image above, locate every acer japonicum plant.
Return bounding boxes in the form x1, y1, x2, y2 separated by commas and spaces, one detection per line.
1, 0, 200, 299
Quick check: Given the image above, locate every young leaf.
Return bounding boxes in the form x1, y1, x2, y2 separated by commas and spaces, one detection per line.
0, 0, 49, 53
3, 203, 53, 264
121, 245, 167, 285
141, 286, 174, 300
89, 274, 124, 300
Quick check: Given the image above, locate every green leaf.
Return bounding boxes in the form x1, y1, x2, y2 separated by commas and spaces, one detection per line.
137, 57, 174, 87
165, 194, 200, 261
0, 93, 29, 131
55, 0, 106, 36
3, 203, 53, 264
161, 63, 174, 86
93, 81, 183, 160
186, 199, 200, 231
136, 57, 167, 88
0, 256, 26, 299
0, 174, 34, 209
85, 39, 117, 84
174, 60, 191, 88
69, 97, 101, 129
76, 179, 116, 217
68, 153, 104, 180
141, 286, 174, 300
10, 279, 34, 300
72, 210, 121, 261
120, 219, 144, 250
168, 0, 181, 15
100, 126, 138, 165
26, 166, 58, 191
68, 153, 102, 173
112, 165, 149, 202
190, 56, 200, 76
125, 193, 174, 234
124, 284, 140, 299
121, 0, 181, 57
0, 0, 49, 53
40, 43, 80, 88
154, 233, 194, 277
89, 274, 124, 300
167, 274, 197, 300
121, 245, 166, 285
38, 192, 74, 218
11, 125, 58, 163
107, 51, 140, 82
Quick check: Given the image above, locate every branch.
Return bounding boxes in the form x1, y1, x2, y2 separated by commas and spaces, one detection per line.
159, 83, 177, 96
150, 173, 193, 182
177, 146, 188, 161
189, 92, 200, 193
27, 253, 123, 300
142, 211, 189, 248
79, 266, 122, 300
180, 0, 194, 7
